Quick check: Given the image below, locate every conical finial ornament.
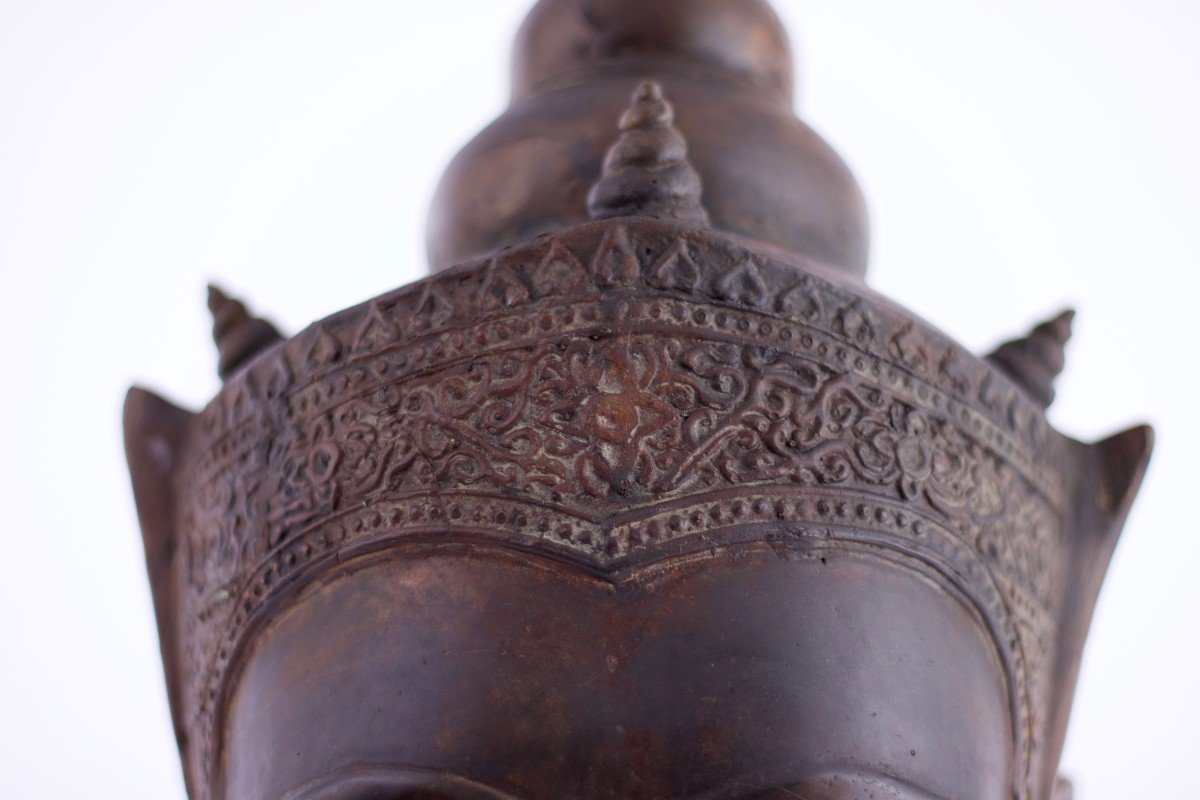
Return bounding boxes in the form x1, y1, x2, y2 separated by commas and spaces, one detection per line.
207, 284, 283, 380
587, 81, 710, 226
986, 308, 1075, 408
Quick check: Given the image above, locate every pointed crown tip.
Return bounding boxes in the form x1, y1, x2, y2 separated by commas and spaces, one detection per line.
205, 285, 283, 381
1052, 307, 1075, 332
620, 80, 673, 130
635, 81, 664, 101
587, 81, 709, 226
1037, 308, 1075, 344
207, 283, 231, 309
985, 308, 1077, 410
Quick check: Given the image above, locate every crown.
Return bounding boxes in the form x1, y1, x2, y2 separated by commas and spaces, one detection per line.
127, 55, 1151, 800
132, 228, 1071, 795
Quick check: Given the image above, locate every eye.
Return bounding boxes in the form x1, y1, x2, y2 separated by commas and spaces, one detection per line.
732, 774, 939, 800
341, 792, 462, 800
285, 767, 522, 800
310, 787, 498, 800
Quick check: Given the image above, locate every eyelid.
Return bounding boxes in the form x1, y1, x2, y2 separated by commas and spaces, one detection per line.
284, 765, 943, 800
689, 770, 945, 800
280, 764, 525, 800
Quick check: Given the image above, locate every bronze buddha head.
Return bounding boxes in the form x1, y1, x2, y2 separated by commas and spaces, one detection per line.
126, 3, 1151, 799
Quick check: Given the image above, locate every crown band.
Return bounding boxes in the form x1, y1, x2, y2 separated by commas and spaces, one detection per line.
175, 219, 1068, 799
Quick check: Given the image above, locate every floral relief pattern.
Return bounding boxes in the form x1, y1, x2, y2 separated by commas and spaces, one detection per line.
217, 332, 1059, 598
172, 219, 1069, 800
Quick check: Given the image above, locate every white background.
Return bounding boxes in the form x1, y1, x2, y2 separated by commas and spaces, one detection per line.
1, 1, 1197, 797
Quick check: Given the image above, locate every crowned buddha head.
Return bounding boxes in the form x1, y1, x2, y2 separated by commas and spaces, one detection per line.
126, 2, 1151, 798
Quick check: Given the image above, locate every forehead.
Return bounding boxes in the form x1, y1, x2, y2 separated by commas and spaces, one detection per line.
223, 542, 1012, 800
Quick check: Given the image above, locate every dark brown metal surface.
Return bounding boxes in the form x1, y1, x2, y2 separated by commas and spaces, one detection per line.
426, 0, 869, 278
125, 2, 1152, 799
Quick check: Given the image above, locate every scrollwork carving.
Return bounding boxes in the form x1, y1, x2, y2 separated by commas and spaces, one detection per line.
171, 219, 1068, 800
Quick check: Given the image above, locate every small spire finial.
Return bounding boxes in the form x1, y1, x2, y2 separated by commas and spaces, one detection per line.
587, 81, 710, 226
986, 308, 1075, 408
207, 284, 283, 380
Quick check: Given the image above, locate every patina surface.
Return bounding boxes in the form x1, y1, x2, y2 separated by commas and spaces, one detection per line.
126, 2, 1151, 799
